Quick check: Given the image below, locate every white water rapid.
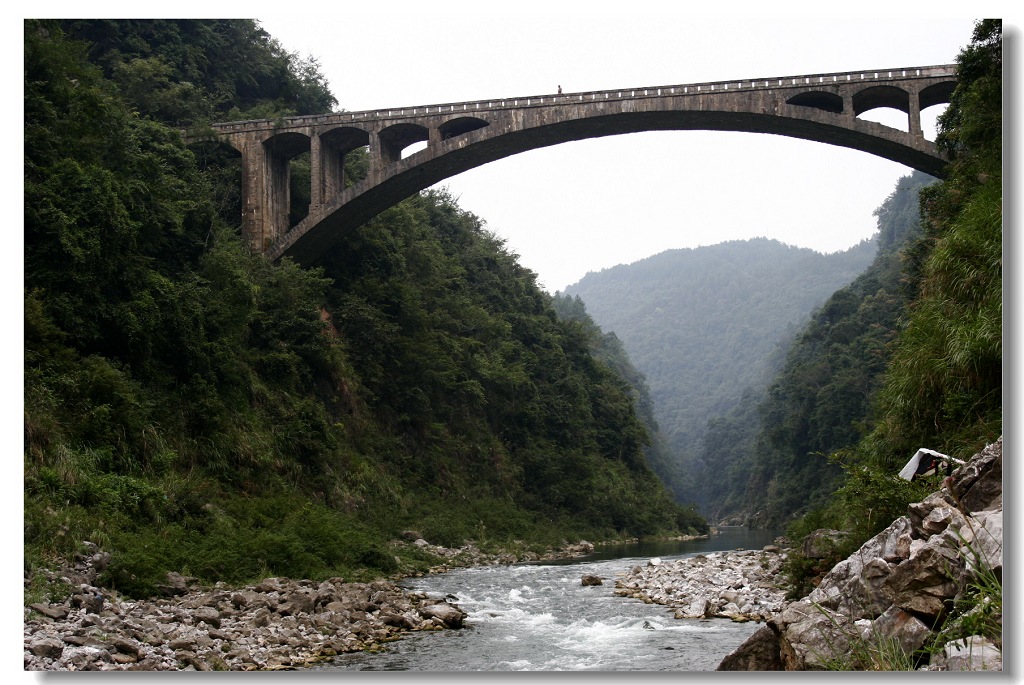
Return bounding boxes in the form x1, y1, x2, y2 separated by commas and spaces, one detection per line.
318, 528, 778, 671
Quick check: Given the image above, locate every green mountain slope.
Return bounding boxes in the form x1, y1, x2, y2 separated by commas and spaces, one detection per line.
564, 237, 876, 503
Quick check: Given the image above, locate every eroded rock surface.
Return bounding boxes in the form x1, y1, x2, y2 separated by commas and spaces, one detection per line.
719, 437, 1003, 671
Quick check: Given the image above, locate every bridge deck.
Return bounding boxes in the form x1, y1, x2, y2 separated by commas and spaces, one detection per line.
210, 64, 955, 133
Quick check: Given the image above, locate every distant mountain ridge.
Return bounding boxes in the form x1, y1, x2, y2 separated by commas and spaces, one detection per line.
564, 237, 876, 503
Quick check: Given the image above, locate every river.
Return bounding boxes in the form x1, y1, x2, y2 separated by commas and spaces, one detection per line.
316, 527, 779, 671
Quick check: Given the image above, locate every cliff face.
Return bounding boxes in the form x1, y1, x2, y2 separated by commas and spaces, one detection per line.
719, 438, 1003, 671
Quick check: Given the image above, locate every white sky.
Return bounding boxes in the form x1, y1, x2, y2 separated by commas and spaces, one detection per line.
257, 8, 981, 292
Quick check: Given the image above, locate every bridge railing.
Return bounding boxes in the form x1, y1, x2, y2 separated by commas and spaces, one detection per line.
210, 64, 956, 133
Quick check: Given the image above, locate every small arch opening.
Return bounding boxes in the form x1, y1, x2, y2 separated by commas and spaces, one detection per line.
786, 91, 843, 114
379, 123, 429, 162
918, 81, 955, 142
265, 132, 312, 229
853, 85, 911, 132
439, 116, 490, 140
321, 126, 371, 189
857, 107, 910, 132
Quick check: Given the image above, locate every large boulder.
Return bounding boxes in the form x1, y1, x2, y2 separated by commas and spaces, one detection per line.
885, 538, 964, 620
717, 625, 783, 671
774, 600, 854, 670
418, 602, 466, 629
949, 438, 1002, 512
958, 508, 1002, 578
867, 606, 933, 657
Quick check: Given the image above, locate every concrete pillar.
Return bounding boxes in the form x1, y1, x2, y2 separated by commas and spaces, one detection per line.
239, 137, 269, 254
908, 86, 923, 138
368, 131, 387, 184
311, 132, 345, 209
264, 144, 291, 251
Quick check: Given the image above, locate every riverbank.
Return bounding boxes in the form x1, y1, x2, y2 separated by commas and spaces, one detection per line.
24, 574, 467, 671
22, 537, 614, 670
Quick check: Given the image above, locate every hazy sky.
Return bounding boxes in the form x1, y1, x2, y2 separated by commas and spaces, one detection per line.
256, 10, 979, 292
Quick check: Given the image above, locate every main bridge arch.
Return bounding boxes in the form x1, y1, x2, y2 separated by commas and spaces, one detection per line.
203, 65, 956, 265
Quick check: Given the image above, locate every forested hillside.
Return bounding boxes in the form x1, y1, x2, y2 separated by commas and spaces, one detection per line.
564, 238, 876, 503
24, 19, 701, 599
551, 293, 697, 516
697, 171, 937, 526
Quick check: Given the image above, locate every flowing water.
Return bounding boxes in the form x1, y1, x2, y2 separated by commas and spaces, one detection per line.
317, 527, 779, 671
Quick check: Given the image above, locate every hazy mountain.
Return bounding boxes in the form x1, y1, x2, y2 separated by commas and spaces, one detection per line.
563, 237, 876, 502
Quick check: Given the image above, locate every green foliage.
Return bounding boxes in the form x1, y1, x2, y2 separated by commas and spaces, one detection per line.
55, 19, 337, 125
864, 20, 1001, 466
98, 493, 403, 597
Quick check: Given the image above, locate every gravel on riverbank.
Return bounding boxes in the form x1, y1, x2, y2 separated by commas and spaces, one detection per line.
613, 546, 789, 623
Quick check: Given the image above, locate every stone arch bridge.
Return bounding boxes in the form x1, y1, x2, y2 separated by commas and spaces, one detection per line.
200, 64, 956, 265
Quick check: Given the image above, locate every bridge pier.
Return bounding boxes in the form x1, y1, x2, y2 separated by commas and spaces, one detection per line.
908, 86, 924, 138
311, 134, 346, 210
238, 138, 279, 254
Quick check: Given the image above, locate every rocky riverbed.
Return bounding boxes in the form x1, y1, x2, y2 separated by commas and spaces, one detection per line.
24, 573, 471, 671
23, 538, 600, 671
613, 546, 788, 623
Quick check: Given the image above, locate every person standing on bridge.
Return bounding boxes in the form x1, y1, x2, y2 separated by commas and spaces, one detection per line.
558, 85, 562, 94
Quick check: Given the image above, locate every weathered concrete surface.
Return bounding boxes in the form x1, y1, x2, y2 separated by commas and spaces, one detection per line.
194, 65, 955, 263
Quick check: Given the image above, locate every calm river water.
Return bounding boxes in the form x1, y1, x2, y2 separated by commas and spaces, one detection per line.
317, 527, 779, 671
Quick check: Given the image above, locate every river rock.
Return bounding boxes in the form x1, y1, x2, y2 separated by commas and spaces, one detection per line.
29, 637, 65, 660
157, 572, 195, 597
29, 603, 69, 620
418, 601, 466, 629
717, 625, 782, 670
581, 574, 603, 586
24, 571, 469, 671
615, 548, 787, 623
